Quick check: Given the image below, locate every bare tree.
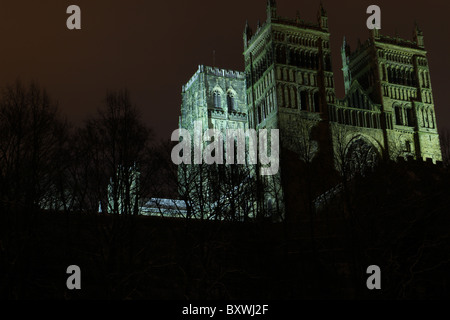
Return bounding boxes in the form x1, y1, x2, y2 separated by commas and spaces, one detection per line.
0, 80, 70, 210
0, 80, 70, 298
70, 89, 152, 214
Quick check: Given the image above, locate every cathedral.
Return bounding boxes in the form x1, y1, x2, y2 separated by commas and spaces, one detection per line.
179, 0, 442, 219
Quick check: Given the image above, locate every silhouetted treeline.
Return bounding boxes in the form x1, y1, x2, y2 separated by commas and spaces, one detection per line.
1, 81, 450, 299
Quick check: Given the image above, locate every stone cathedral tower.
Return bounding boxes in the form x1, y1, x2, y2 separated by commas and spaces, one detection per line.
178, 0, 443, 220
243, 1, 335, 159
180, 65, 248, 141
338, 25, 442, 162
241, 0, 441, 168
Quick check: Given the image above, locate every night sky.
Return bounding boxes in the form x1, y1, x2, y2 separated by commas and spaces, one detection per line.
1, 0, 449, 140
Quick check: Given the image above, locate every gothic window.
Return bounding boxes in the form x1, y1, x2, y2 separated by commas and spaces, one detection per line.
289, 69, 295, 82
227, 92, 236, 112
325, 54, 331, 71
429, 110, 434, 128
284, 86, 290, 107
352, 93, 357, 108
288, 48, 296, 66
300, 90, 308, 111
312, 53, 317, 69
313, 91, 320, 112
420, 108, 425, 127
406, 108, 413, 127
277, 46, 286, 64
276, 67, 281, 80
213, 90, 221, 108
358, 91, 363, 108
395, 106, 403, 125
290, 87, 296, 108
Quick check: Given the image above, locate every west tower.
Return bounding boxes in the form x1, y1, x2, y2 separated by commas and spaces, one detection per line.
243, 1, 335, 159
340, 26, 442, 162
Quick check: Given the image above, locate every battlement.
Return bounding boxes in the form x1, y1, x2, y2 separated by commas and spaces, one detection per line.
203, 65, 245, 79
377, 34, 423, 50
182, 65, 245, 93
347, 31, 424, 61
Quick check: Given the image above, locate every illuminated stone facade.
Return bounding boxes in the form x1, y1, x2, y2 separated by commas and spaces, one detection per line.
338, 26, 441, 162
242, 0, 442, 167
181, 65, 248, 137
179, 1, 442, 218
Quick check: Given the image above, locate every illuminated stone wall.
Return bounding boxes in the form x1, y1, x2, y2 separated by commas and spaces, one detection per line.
180, 65, 248, 136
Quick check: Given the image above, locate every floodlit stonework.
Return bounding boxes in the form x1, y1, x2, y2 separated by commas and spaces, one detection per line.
181, 65, 248, 137
178, 0, 443, 218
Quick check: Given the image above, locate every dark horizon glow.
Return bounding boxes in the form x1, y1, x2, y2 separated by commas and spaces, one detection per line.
1, 0, 449, 139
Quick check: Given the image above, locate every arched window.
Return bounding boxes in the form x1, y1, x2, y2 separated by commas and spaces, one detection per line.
306, 52, 311, 69
300, 90, 308, 111
429, 110, 434, 128
406, 108, 413, 127
352, 93, 358, 108
313, 91, 320, 112
227, 92, 236, 112
395, 106, 403, 125
284, 86, 290, 107
325, 54, 331, 71
290, 87, 296, 108
277, 46, 286, 64
213, 91, 221, 108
